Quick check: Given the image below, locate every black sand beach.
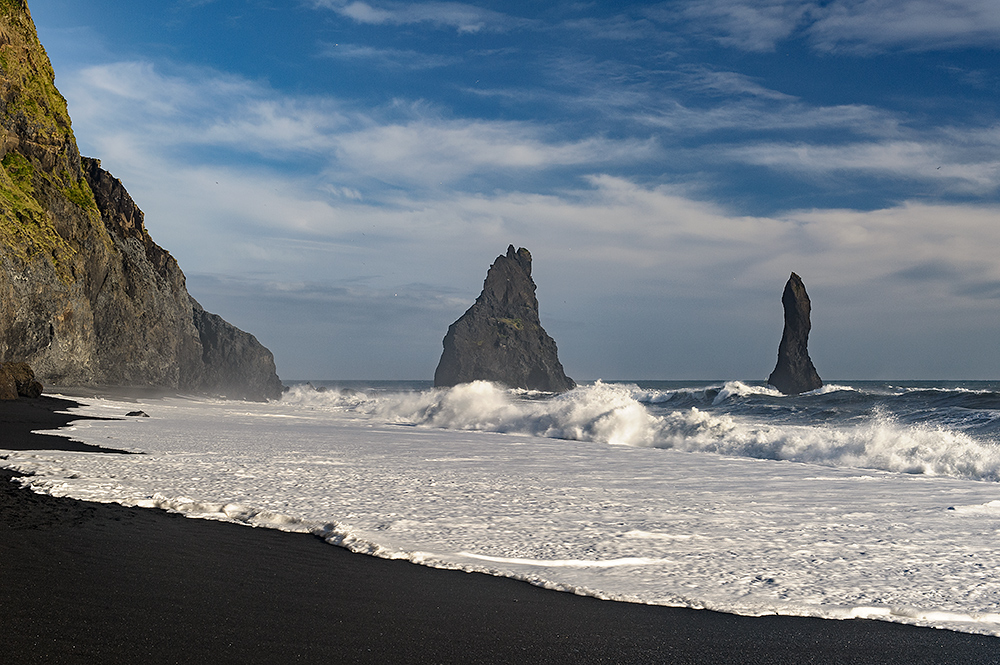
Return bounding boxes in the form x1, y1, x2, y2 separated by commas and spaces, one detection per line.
2, 399, 999, 664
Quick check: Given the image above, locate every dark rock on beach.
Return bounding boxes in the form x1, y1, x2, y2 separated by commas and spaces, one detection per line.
0, 3, 281, 401
434, 245, 574, 392
767, 272, 823, 395
0, 361, 42, 400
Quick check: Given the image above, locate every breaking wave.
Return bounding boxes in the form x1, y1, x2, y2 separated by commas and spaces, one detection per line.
281, 380, 1000, 481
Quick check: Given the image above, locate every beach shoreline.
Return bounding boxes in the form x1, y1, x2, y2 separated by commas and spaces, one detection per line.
2, 397, 1000, 664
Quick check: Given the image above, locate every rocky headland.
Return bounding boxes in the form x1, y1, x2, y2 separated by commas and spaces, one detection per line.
434, 245, 574, 392
0, 1, 281, 401
767, 272, 823, 395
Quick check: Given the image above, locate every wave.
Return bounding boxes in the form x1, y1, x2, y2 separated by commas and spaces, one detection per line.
279, 381, 1000, 481
657, 406, 1000, 480
415, 383, 1000, 481
281, 383, 373, 410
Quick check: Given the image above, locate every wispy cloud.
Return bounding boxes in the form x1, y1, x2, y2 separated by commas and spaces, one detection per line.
636, 100, 896, 136
67, 61, 662, 192
311, 0, 526, 33
729, 134, 1000, 193
678, 66, 796, 100
661, 0, 808, 52
330, 122, 661, 187
656, 0, 1000, 53
59, 55, 1000, 378
318, 43, 463, 69
559, 14, 661, 40
807, 0, 1000, 53
66, 57, 1000, 276
72, 62, 349, 158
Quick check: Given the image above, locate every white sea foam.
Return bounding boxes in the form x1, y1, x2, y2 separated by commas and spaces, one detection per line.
656, 406, 1000, 481
6, 388, 1000, 636
711, 380, 783, 403
460, 553, 676, 568
279, 381, 1000, 481
808, 383, 859, 395
949, 500, 1000, 515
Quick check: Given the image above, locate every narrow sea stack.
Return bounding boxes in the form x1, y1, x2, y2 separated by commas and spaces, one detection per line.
767, 272, 822, 395
0, 2, 281, 400
434, 245, 574, 392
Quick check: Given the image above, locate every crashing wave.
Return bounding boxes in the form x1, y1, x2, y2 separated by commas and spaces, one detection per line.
343, 381, 1000, 481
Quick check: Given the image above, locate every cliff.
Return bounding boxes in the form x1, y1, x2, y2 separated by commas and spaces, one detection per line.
0, 1, 281, 400
434, 245, 574, 392
767, 272, 823, 395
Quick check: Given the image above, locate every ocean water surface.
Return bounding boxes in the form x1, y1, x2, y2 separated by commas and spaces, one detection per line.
5, 380, 1000, 635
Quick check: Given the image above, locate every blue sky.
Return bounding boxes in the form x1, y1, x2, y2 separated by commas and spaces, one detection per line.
28, 0, 1000, 380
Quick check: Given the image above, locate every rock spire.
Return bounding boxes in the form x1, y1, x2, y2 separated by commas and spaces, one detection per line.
434, 245, 574, 392
767, 272, 822, 395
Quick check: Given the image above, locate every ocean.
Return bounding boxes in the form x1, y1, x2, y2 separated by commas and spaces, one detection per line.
6, 380, 1000, 635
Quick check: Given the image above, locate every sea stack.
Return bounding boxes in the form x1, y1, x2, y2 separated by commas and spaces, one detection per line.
767, 272, 822, 395
434, 245, 574, 392
0, 3, 281, 400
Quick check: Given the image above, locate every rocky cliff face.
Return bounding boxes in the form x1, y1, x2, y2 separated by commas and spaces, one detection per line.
767, 272, 823, 395
190, 299, 283, 401
434, 245, 574, 392
0, 1, 281, 400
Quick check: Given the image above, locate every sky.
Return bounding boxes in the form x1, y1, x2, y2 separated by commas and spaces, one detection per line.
26, 0, 1000, 381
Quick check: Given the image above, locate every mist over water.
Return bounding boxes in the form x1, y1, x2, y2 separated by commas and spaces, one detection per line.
283, 380, 1000, 482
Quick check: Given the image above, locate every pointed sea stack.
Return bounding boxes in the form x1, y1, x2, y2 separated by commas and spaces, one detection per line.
434, 246, 574, 392
767, 272, 822, 395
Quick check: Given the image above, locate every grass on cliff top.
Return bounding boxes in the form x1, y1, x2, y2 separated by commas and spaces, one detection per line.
0, 2, 110, 281
0, 0, 73, 144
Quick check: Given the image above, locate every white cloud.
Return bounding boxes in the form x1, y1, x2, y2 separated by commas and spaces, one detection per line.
679, 67, 797, 100
318, 43, 463, 69
61, 58, 1000, 283
664, 0, 1000, 53
55, 54, 1000, 378
729, 137, 1000, 193
331, 122, 661, 187
637, 100, 896, 136
559, 15, 660, 40
72, 61, 348, 157
657, 0, 809, 52
312, 0, 523, 33
66, 61, 662, 191
808, 0, 1000, 53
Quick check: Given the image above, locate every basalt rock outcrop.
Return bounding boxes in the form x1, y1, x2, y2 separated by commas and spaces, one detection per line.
0, 361, 41, 399
434, 245, 574, 392
767, 272, 822, 395
190, 299, 283, 401
0, 2, 281, 400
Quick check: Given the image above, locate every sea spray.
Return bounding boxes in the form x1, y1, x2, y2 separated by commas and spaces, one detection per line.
278, 381, 1000, 481
368, 380, 658, 445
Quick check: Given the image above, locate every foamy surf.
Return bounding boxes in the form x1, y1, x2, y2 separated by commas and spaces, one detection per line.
5, 381, 1000, 637
277, 381, 1000, 481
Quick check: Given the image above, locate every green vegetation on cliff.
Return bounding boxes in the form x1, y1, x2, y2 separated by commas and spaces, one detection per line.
0, 1, 106, 282
0, 0, 73, 143
0, 152, 75, 281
